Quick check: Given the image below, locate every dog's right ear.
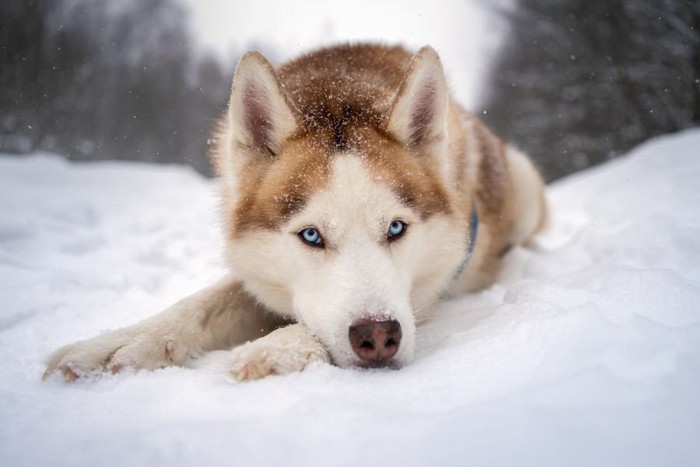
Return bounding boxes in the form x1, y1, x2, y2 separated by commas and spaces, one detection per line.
228, 51, 297, 156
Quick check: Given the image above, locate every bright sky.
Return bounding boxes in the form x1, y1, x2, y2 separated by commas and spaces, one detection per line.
182, 0, 508, 108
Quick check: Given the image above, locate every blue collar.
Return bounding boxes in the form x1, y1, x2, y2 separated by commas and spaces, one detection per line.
452, 207, 479, 280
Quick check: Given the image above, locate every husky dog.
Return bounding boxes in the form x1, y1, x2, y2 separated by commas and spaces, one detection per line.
45, 44, 547, 381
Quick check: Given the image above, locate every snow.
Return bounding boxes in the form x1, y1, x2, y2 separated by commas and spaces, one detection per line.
1, 129, 700, 466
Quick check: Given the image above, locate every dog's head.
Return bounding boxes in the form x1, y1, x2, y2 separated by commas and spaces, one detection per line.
216, 46, 468, 368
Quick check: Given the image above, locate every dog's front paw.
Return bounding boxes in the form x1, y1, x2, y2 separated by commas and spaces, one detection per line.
44, 329, 187, 381
229, 324, 330, 382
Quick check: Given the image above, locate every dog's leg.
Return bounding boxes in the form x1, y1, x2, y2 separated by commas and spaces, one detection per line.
44, 277, 284, 381
226, 323, 331, 381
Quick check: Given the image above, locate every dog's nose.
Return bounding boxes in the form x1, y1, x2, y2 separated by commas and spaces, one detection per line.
348, 318, 402, 366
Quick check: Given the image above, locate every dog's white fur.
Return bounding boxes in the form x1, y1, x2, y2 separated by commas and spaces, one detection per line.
45, 44, 546, 381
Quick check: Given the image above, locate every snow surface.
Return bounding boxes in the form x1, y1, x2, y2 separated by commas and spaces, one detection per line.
1, 130, 700, 466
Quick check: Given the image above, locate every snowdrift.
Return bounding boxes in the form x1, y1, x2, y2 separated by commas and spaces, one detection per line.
1, 130, 699, 466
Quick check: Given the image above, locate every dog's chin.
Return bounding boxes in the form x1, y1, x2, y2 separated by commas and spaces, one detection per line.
330, 350, 406, 370
354, 359, 403, 370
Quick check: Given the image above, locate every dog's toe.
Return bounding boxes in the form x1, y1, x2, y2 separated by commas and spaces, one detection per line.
234, 361, 278, 382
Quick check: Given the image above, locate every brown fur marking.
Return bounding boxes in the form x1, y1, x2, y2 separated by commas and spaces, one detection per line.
345, 125, 452, 219
472, 118, 515, 262
232, 137, 333, 233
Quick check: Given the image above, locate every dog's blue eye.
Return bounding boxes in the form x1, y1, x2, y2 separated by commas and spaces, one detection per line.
387, 220, 406, 240
299, 227, 323, 247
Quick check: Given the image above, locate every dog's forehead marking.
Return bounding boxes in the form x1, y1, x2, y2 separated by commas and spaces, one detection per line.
230, 125, 451, 235
321, 155, 402, 224
302, 149, 449, 235
290, 155, 397, 243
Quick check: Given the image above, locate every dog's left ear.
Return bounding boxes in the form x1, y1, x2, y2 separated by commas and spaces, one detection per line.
387, 47, 449, 147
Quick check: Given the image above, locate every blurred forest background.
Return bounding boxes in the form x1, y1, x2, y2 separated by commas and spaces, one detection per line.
1, 0, 698, 180
481, 0, 700, 180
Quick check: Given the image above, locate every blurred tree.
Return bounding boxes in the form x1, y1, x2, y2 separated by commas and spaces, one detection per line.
0, 0, 235, 175
480, 0, 700, 181
0, 0, 46, 151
